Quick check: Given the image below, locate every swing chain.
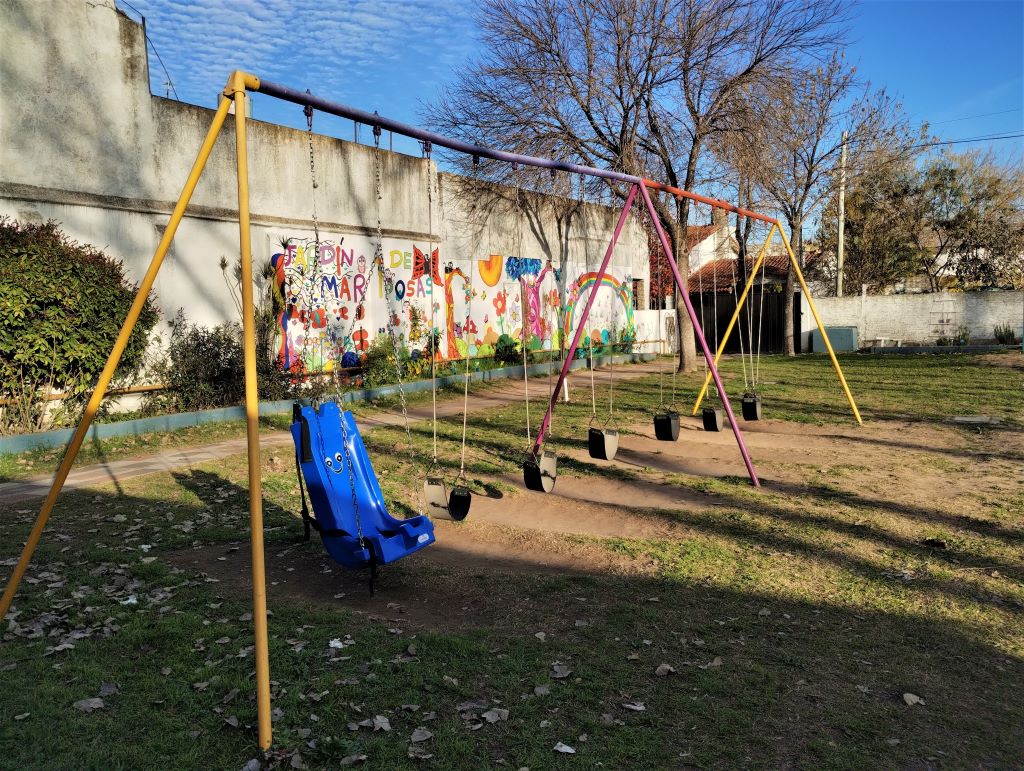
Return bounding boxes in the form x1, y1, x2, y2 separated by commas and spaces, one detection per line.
425, 144, 440, 469
371, 131, 418, 490
304, 96, 321, 251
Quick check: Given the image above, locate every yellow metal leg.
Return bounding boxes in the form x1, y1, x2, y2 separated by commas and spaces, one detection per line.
0, 96, 234, 621
691, 224, 777, 414
227, 72, 274, 752
778, 227, 863, 425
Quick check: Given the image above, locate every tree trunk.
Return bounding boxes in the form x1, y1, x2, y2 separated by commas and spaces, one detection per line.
783, 217, 804, 356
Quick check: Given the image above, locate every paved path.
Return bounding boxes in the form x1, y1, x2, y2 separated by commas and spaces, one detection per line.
0, 361, 668, 505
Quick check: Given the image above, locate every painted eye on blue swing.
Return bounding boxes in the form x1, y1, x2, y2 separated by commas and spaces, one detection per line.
334, 452, 344, 467
324, 456, 334, 469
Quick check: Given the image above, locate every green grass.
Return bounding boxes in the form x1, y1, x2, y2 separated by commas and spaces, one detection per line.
1, 353, 1022, 769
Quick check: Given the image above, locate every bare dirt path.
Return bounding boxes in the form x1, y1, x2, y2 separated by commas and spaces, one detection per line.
0, 360, 667, 505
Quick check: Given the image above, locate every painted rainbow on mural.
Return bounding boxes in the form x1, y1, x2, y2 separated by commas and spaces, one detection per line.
563, 272, 634, 340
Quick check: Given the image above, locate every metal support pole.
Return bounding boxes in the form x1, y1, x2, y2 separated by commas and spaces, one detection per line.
530, 185, 637, 456
778, 226, 862, 425
691, 224, 777, 414
836, 130, 848, 298
0, 95, 234, 621
227, 72, 274, 751
638, 182, 760, 487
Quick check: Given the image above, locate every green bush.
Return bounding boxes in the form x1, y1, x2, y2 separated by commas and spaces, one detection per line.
993, 323, 1019, 345
493, 333, 521, 366
149, 310, 245, 412
362, 334, 411, 388
0, 218, 158, 433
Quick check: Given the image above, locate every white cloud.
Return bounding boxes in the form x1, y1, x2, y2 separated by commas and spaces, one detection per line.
123, 0, 479, 106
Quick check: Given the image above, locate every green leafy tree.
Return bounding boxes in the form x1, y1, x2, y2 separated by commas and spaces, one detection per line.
815, 143, 920, 292
907, 151, 1024, 290
0, 218, 158, 433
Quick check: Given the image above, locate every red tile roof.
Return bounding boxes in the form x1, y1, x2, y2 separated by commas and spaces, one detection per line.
685, 224, 719, 251
687, 254, 791, 293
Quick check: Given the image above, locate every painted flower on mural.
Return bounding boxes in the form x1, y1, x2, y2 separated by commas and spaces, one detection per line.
546, 288, 559, 310
493, 290, 507, 315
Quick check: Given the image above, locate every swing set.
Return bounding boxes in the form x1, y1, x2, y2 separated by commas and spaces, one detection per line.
0, 71, 861, 752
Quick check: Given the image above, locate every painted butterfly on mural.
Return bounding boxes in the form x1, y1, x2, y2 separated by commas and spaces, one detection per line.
410, 246, 442, 285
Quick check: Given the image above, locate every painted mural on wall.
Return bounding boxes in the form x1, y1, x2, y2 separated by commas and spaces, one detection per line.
269, 234, 634, 371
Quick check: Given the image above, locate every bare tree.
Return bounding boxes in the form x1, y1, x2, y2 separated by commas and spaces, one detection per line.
426, 0, 845, 371
733, 54, 905, 353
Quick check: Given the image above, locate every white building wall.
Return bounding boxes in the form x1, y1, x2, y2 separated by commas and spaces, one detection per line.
800, 291, 1024, 348
0, 0, 649, 370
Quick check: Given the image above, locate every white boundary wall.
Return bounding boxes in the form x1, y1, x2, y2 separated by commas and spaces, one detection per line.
800, 291, 1023, 348
0, 0, 649, 369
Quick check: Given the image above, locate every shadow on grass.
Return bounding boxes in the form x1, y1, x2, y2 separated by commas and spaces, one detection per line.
1, 477, 1021, 769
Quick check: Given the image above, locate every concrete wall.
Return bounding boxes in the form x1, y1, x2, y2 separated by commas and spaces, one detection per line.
0, 0, 648, 369
800, 290, 1024, 349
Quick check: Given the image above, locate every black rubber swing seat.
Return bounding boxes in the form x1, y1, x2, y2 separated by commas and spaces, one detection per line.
423, 477, 471, 522
702, 407, 724, 432
523, 450, 558, 493
448, 485, 472, 520
741, 393, 762, 421
653, 411, 680, 441
588, 426, 619, 461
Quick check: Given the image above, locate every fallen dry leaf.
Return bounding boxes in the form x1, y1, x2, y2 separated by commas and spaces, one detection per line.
551, 663, 572, 679
553, 742, 576, 754
73, 697, 104, 713
482, 708, 509, 723
655, 663, 676, 677
621, 702, 646, 712
902, 692, 925, 706
407, 744, 433, 760
410, 727, 433, 743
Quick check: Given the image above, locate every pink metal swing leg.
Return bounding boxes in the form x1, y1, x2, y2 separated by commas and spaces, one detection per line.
528, 182, 760, 487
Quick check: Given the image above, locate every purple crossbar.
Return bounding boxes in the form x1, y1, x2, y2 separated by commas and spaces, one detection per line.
530, 184, 638, 456
637, 182, 760, 486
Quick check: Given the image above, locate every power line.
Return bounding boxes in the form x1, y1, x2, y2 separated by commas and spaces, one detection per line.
116, 1, 179, 101
928, 107, 1022, 126
913, 132, 1024, 149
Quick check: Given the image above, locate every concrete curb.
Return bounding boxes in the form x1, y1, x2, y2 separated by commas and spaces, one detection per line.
0, 353, 655, 456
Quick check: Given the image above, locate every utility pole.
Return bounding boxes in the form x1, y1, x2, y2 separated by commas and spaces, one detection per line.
836, 130, 848, 297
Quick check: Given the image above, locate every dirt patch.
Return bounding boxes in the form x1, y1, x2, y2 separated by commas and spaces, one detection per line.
167, 410, 1022, 634
979, 352, 1024, 370
168, 519, 653, 634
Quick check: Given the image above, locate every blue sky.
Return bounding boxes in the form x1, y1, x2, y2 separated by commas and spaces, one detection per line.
123, 0, 1022, 162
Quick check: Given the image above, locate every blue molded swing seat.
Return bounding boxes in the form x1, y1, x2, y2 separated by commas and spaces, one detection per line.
291, 402, 435, 569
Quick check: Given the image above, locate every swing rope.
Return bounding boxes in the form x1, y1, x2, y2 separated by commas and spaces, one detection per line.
734, 214, 750, 393
754, 243, 768, 391
709, 232, 721, 405
515, 172, 532, 447
458, 262, 473, 481
579, 176, 597, 423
